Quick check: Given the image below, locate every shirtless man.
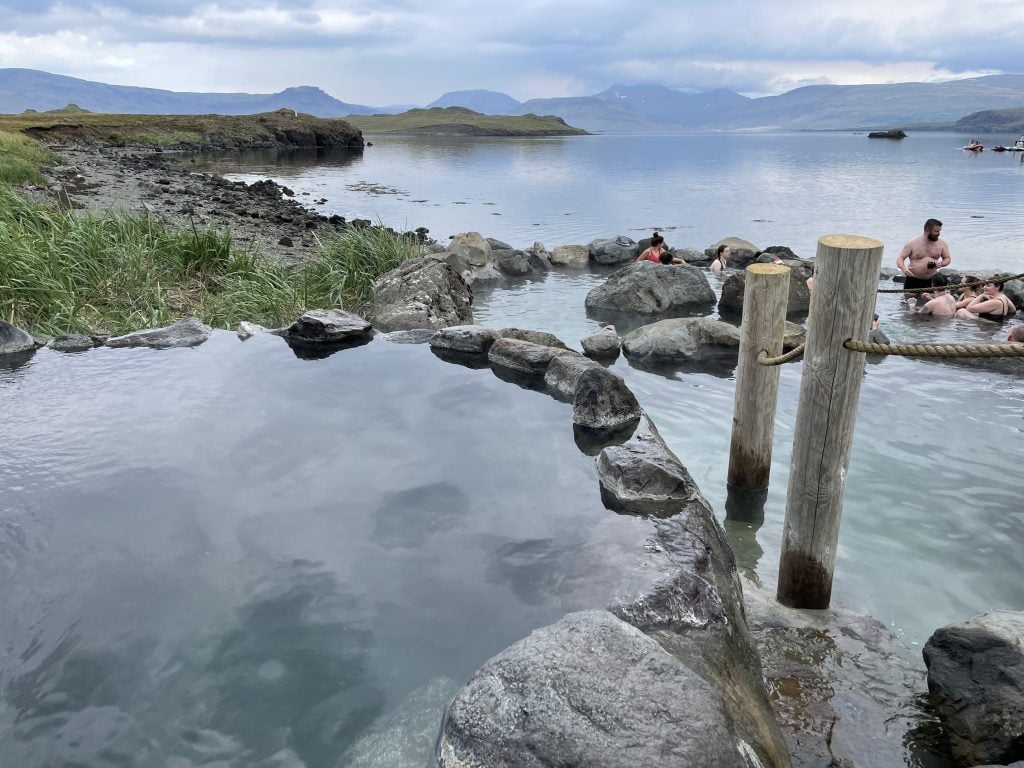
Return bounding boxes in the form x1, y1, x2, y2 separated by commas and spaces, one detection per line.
916, 274, 957, 316
896, 218, 951, 304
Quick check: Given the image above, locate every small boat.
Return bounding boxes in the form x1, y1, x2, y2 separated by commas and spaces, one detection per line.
1012, 136, 1024, 152
963, 139, 984, 152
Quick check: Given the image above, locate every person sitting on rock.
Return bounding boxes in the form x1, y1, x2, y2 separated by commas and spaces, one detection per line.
637, 232, 685, 265
917, 274, 957, 317
710, 244, 731, 273
956, 275, 1018, 322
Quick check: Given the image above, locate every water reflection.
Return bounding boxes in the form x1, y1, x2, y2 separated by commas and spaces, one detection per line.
723, 486, 769, 578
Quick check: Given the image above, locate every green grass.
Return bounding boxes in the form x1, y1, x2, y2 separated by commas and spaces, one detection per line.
0, 130, 57, 186
0, 186, 420, 336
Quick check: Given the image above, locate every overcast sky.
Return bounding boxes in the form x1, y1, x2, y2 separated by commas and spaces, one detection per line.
2, 0, 1022, 105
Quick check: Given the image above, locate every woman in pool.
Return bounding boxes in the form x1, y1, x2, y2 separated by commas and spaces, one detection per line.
955, 276, 1018, 322
710, 244, 731, 273
954, 274, 981, 310
636, 232, 685, 264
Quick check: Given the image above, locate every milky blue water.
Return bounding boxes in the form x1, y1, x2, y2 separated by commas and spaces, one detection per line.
196, 132, 1024, 271
3, 134, 1023, 767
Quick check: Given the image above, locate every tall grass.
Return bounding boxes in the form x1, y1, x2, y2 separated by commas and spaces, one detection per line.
0, 131, 58, 186
0, 186, 420, 336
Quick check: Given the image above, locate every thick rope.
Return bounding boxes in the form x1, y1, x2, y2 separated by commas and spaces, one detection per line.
877, 270, 1024, 294
757, 339, 1024, 365
758, 345, 805, 366
844, 339, 1024, 358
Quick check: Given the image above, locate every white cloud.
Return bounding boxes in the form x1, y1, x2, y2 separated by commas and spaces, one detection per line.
0, 0, 1020, 103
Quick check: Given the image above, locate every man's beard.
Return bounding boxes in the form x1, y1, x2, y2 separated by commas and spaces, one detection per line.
927, 233, 939, 241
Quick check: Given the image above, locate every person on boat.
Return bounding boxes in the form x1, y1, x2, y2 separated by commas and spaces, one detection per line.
896, 218, 951, 304
710, 244, 731, 273
954, 274, 980, 310
956, 276, 1017, 322
636, 232, 685, 264
916, 274, 957, 317
1007, 325, 1024, 343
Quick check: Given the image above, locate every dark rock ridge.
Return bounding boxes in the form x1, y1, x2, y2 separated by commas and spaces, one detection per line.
924, 610, 1024, 766
867, 129, 907, 138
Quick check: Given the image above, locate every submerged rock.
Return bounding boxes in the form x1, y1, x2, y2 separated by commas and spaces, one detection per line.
105, 317, 213, 349
0, 321, 36, 356
371, 259, 473, 332
924, 610, 1024, 766
498, 327, 568, 349
381, 329, 436, 344
584, 262, 715, 315
488, 338, 572, 376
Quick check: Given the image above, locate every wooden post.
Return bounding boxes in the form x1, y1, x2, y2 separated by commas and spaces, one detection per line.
777, 234, 883, 609
727, 263, 791, 490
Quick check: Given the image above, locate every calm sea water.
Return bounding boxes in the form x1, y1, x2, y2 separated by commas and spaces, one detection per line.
194, 132, 1024, 271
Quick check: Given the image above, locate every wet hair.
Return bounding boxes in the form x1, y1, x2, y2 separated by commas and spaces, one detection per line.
1009, 325, 1024, 343
924, 218, 943, 230
931, 273, 948, 289
658, 252, 674, 265
650, 232, 664, 247
717, 244, 729, 256
985, 274, 1007, 289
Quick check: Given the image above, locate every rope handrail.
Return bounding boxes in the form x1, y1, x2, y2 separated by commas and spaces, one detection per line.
876, 270, 1024, 294
758, 339, 1024, 365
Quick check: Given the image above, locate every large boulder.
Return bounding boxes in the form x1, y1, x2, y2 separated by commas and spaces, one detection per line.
572, 367, 641, 430
492, 249, 532, 276
371, 259, 473, 332
923, 610, 1024, 766
105, 317, 212, 349
0, 321, 37, 356
449, 231, 492, 267
589, 236, 638, 265
585, 262, 715, 316
621, 317, 740, 364
550, 244, 590, 268
717, 268, 812, 317
439, 610, 778, 768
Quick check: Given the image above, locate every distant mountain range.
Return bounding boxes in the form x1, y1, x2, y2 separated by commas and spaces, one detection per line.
3, 68, 1024, 133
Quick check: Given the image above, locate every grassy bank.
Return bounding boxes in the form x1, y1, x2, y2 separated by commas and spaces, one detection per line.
344, 107, 588, 136
0, 185, 419, 336
0, 130, 58, 185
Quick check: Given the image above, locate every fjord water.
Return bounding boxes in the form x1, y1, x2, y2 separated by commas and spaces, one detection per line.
198, 131, 1024, 270
0, 335, 606, 767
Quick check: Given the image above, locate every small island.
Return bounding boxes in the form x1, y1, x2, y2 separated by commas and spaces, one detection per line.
342, 106, 589, 136
867, 129, 907, 139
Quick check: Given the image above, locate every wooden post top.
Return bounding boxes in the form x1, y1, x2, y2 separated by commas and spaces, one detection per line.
746, 263, 791, 276
818, 234, 884, 250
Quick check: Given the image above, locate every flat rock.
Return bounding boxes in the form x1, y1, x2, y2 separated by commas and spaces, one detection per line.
585, 262, 715, 315
0, 321, 36, 356
105, 317, 213, 349
429, 325, 499, 354
488, 338, 572, 376
498, 328, 568, 349
924, 610, 1024, 766
589, 236, 638, 265
284, 309, 371, 343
